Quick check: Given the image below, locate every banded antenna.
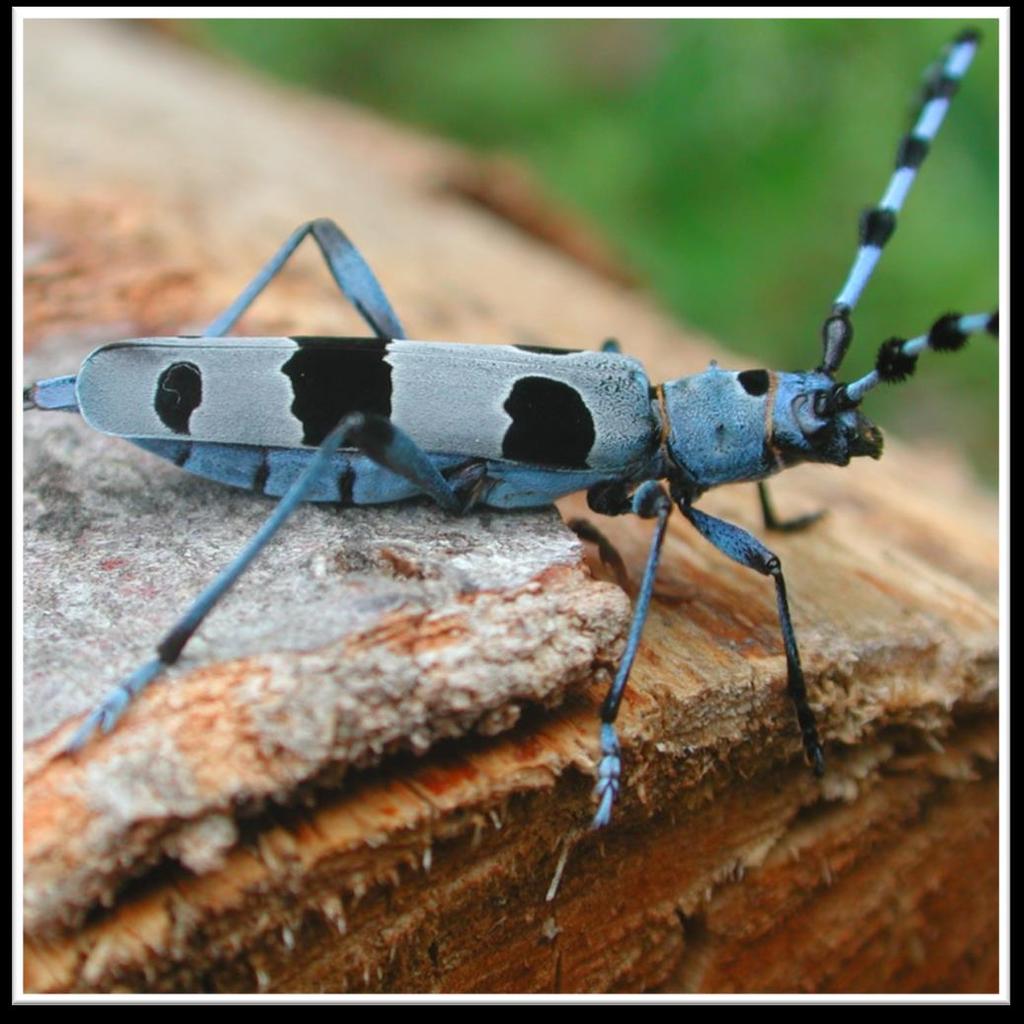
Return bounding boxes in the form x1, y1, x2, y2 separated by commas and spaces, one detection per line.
819, 30, 981, 377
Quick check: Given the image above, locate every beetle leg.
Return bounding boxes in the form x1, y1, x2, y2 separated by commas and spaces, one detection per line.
676, 499, 825, 779
204, 218, 406, 340
757, 481, 826, 534
63, 413, 468, 752
565, 518, 631, 593
443, 459, 491, 512
592, 480, 673, 829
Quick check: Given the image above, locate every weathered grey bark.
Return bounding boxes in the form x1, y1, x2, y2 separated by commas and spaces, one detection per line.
22, 20, 998, 994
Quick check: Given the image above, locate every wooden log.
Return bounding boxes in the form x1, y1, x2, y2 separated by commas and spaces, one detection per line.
21, 21, 999, 994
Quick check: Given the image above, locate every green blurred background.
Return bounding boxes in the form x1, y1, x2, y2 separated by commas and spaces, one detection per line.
188, 18, 999, 483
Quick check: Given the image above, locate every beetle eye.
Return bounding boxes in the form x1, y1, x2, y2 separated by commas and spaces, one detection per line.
792, 394, 831, 437
812, 390, 835, 418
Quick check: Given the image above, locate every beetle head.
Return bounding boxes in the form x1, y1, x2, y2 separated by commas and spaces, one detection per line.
770, 371, 884, 468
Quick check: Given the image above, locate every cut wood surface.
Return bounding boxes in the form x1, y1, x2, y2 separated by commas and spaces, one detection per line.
21, 21, 999, 994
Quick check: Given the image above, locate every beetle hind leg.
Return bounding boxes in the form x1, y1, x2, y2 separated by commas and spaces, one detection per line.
63, 413, 473, 753
204, 218, 406, 341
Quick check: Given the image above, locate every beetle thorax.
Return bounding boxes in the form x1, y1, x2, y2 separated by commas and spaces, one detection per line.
659, 365, 777, 492
659, 363, 884, 493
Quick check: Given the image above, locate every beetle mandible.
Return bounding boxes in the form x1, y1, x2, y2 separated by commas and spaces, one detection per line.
23, 29, 997, 829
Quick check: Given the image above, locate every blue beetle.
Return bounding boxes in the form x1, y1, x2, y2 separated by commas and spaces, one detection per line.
24, 30, 995, 828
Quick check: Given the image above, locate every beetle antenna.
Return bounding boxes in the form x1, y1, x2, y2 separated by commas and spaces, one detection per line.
820, 29, 981, 376
837, 310, 997, 407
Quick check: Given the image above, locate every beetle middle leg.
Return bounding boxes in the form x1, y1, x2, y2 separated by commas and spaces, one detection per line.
587, 479, 674, 828
64, 414, 476, 752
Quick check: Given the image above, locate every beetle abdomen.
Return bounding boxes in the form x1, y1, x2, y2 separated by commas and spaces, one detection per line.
131, 438, 622, 509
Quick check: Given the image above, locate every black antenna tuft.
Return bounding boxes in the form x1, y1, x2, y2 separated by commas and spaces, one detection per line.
875, 338, 918, 383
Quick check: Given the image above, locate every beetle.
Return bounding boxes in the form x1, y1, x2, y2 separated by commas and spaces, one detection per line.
23, 29, 996, 829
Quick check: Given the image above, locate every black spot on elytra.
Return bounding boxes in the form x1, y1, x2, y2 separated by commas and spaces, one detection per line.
502, 376, 595, 469
737, 369, 770, 397
155, 362, 202, 434
282, 338, 392, 447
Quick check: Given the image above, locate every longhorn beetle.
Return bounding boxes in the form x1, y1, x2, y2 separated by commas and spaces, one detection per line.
24, 30, 997, 829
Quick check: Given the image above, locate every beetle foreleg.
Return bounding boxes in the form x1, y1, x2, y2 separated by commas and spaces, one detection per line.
757, 481, 826, 534
204, 218, 406, 340
678, 502, 825, 778
592, 480, 673, 829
